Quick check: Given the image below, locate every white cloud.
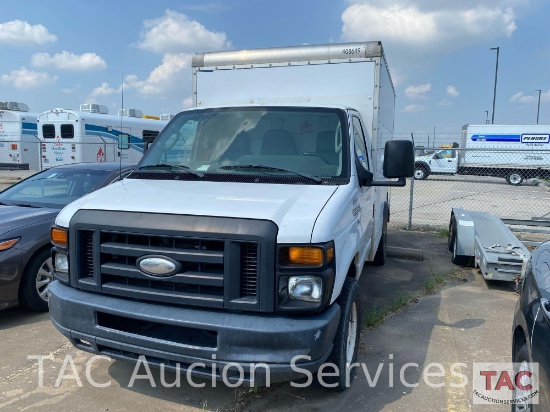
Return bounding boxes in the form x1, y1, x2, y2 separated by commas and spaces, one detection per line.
125, 53, 193, 96
437, 99, 453, 106
0, 20, 57, 45
342, 4, 437, 45
32, 51, 107, 71
87, 53, 192, 102
341, 3, 518, 48
137, 10, 232, 54
405, 83, 431, 100
0, 67, 57, 89
403, 104, 426, 113
91, 82, 120, 97
446, 85, 460, 97
510, 90, 550, 103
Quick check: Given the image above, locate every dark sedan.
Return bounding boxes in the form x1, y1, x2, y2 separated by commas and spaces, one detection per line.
0, 162, 135, 311
512, 241, 550, 411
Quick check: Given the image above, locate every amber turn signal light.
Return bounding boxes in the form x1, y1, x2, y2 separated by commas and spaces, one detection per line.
289, 247, 324, 266
51, 228, 68, 248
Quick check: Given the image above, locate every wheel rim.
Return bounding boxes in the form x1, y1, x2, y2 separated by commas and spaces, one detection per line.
509, 173, 522, 185
414, 169, 424, 179
346, 301, 358, 362
513, 360, 532, 411
35, 257, 54, 302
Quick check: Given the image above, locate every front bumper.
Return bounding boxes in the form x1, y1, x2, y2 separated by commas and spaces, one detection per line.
49, 281, 341, 384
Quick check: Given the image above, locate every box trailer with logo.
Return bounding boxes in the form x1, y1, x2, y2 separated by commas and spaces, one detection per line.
414, 124, 550, 185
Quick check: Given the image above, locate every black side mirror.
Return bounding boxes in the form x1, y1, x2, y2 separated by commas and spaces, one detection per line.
144, 141, 152, 153
383, 140, 414, 178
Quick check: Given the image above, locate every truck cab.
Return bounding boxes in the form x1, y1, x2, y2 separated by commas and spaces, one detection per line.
414, 148, 459, 179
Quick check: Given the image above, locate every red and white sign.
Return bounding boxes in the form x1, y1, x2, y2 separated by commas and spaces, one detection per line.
97, 147, 105, 162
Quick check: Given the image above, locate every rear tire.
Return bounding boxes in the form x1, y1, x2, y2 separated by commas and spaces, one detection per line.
19, 248, 53, 312
506, 172, 523, 186
322, 278, 362, 392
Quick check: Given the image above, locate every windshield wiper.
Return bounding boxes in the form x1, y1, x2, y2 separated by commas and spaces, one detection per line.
11, 203, 41, 208
219, 164, 322, 183
138, 164, 204, 178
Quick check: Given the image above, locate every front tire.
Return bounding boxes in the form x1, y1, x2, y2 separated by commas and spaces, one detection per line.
322, 278, 362, 391
506, 172, 523, 186
414, 166, 429, 180
19, 248, 53, 312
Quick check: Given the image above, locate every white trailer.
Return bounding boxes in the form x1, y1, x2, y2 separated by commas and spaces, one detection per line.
0, 102, 40, 170
37, 104, 168, 167
414, 124, 550, 185
49, 41, 414, 390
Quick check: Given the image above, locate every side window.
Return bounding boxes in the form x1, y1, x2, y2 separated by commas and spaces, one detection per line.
438, 149, 456, 159
143, 130, 159, 143
352, 116, 370, 171
42, 124, 55, 139
61, 124, 74, 139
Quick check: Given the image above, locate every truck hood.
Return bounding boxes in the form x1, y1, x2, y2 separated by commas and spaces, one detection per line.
56, 179, 338, 243
0, 205, 58, 237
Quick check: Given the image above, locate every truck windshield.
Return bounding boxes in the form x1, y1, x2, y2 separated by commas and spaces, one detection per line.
136, 107, 349, 182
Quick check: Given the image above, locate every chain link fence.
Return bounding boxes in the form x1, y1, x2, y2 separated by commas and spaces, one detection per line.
0, 138, 145, 172
389, 146, 550, 230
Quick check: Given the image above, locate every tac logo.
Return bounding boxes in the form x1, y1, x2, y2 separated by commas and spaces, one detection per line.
521, 134, 549, 143
473, 362, 539, 405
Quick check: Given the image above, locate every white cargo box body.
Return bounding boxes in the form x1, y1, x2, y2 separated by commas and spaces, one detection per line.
461, 124, 550, 168
192, 42, 395, 182
0, 110, 39, 169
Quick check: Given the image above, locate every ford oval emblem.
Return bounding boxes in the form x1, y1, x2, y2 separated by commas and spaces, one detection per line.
137, 256, 179, 277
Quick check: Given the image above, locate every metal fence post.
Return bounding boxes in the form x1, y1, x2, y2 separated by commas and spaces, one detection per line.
407, 175, 414, 230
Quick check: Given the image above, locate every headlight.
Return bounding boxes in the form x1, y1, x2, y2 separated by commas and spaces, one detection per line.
0, 237, 21, 251
54, 252, 69, 273
288, 276, 322, 302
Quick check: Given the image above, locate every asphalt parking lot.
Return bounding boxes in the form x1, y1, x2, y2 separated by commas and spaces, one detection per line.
389, 175, 550, 229
0, 228, 519, 412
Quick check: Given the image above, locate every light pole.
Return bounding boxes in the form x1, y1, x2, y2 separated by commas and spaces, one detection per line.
433, 126, 436, 147
536, 89, 541, 124
490, 47, 499, 124
484, 110, 489, 124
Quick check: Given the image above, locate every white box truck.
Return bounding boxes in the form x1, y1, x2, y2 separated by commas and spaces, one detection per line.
413, 124, 550, 185
48, 42, 414, 390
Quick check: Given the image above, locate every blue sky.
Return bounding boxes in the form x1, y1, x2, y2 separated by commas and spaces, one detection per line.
1, 0, 550, 145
